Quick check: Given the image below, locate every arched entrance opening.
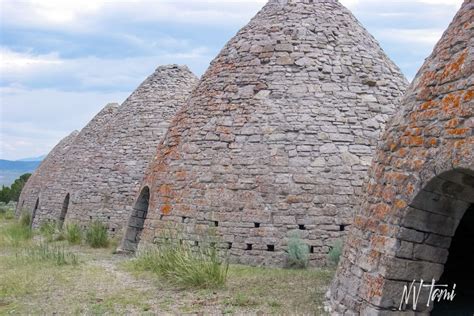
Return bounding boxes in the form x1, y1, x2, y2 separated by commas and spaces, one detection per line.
388, 169, 474, 313
432, 203, 474, 315
31, 197, 39, 227
59, 193, 70, 229
121, 186, 150, 252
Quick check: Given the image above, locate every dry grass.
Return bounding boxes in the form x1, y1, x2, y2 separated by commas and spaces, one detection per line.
0, 217, 335, 315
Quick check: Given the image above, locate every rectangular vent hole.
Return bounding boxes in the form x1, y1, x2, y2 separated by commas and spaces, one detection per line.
246, 244, 252, 251
267, 245, 275, 252
298, 224, 306, 230
254, 223, 260, 228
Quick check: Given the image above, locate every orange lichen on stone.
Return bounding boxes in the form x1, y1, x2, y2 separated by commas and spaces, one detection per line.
445, 118, 459, 129
159, 184, 172, 197
442, 93, 461, 111
416, 70, 437, 89
447, 128, 469, 136
401, 135, 424, 147
420, 100, 437, 110
405, 183, 415, 196
373, 203, 391, 219
425, 138, 438, 147
365, 273, 384, 298
385, 172, 408, 184
160, 204, 172, 215
463, 89, 474, 101
394, 199, 408, 209
440, 50, 467, 81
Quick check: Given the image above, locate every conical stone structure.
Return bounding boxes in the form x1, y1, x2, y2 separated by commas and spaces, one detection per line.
127, 0, 408, 265
327, 1, 473, 314
16, 131, 79, 220
25, 103, 120, 228
20, 65, 199, 232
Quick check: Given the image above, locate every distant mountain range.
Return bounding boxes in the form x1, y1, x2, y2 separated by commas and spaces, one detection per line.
0, 156, 44, 187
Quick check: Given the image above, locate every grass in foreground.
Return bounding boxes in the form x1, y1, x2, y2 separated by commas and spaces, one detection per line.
0, 216, 335, 315
130, 240, 228, 288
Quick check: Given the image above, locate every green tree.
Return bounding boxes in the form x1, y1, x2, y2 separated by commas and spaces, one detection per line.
0, 173, 31, 203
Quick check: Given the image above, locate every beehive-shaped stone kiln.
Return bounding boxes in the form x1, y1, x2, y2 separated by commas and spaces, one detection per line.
19, 65, 198, 233
327, 1, 473, 313
124, 0, 408, 265
16, 131, 79, 221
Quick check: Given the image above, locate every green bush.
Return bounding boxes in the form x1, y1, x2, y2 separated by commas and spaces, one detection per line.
286, 232, 309, 269
0, 206, 15, 220
327, 239, 343, 266
39, 221, 57, 242
132, 238, 229, 288
85, 221, 109, 248
65, 223, 82, 245
18, 242, 78, 266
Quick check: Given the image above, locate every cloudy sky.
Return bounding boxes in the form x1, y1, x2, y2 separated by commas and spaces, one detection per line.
0, 0, 464, 160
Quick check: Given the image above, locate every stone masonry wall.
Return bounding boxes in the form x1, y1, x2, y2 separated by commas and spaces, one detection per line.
136, 0, 408, 267
16, 131, 78, 221
328, 1, 473, 314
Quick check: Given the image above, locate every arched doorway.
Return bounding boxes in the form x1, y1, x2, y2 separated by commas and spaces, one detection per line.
59, 193, 70, 229
31, 197, 39, 227
121, 186, 150, 252
389, 169, 474, 313
432, 203, 474, 315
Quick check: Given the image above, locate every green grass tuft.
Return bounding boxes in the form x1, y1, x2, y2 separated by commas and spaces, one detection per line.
17, 242, 78, 266
131, 239, 229, 288
85, 221, 109, 248
39, 220, 57, 242
65, 223, 82, 245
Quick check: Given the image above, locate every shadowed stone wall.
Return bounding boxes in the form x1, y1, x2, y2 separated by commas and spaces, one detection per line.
327, 1, 473, 313
132, 0, 408, 266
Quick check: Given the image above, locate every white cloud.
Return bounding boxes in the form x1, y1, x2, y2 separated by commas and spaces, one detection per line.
0, 87, 129, 160
0, 48, 63, 78
0, 46, 210, 90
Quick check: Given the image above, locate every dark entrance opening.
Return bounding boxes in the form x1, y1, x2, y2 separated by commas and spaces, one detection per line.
432, 204, 474, 315
31, 197, 39, 227
59, 193, 70, 229
121, 186, 150, 252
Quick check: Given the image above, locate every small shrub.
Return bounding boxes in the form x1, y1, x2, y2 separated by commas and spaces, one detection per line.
286, 232, 309, 269
65, 223, 82, 245
19, 211, 32, 227
18, 242, 78, 265
0, 207, 15, 220
132, 238, 229, 288
39, 221, 57, 242
85, 221, 109, 248
328, 239, 343, 266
